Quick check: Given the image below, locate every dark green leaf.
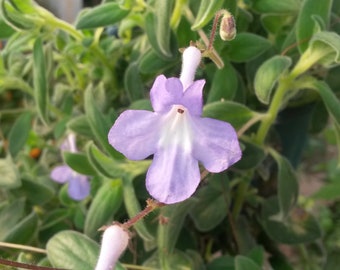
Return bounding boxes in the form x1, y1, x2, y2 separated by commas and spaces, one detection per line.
0, 17, 15, 39
4, 211, 38, 244
21, 176, 55, 205
84, 180, 123, 238
269, 149, 298, 218
75, 2, 129, 29
296, 0, 332, 52
67, 115, 94, 138
191, 0, 224, 30
227, 33, 272, 62
207, 61, 238, 102
8, 112, 32, 157
235, 256, 262, 270
253, 0, 300, 14
261, 197, 322, 244
0, 198, 25, 240
207, 255, 234, 270
33, 37, 49, 124
254, 55, 292, 104
47, 231, 99, 270
124, 62, 144, 101
190, 174, 229, 231
63, 152, 96, 176
203, 101, 255, 130
138, 49, 177, 75
234, 140, 265, 170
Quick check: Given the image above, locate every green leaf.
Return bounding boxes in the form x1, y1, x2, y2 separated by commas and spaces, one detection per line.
0, 156, 21, 188
207, 255, 234, 270
84, 180, 123, 238
84, 85, 121, 159
227, 33, 272, 63
190, 174, 229, 231
67, 115, 94, 138
191, 0, 224, 30
124, 62, 144, 101
21, 176, 55, 205
308, 80, 340, 125
86, 141, 150, 180
296, 0, 332, 52
207, 61, 238, 102
4, 211, 38, 244
269, 149, 298, 218
235, 256, 262, 270
234, 140, 265, 170
138, 49, 176, 75
47, 231, 99, 270
8, 112, 32, 157
312, 181, 340, 200
157, 199, 196, 268
203, 101, 255, 130
254, 55, 292, 104
33, 37, 49, 124
143, 249, 194, 269
252, 0, 300, 14
63, 152, 96, 176
0, 16, 15, 39
261, 197, 322, 244
0, 198, 25, 240
75, 2, 129, 29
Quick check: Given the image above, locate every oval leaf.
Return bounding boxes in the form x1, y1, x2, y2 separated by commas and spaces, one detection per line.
227, 33, 272, 62
254, 55, 292, 104
191, 0, 224, 30
235, 256, 262, 270
75, 3, 130, 29
63, 152, 96, 175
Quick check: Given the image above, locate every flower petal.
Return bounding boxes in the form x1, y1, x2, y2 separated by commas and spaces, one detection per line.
68, 174, 90, 200
150, 75, 183, 113
192, 117, 242, 172
146, 146, 200, 204
50, 165, 73, 183
108, 110, 160, 160
181, 79, 205, 116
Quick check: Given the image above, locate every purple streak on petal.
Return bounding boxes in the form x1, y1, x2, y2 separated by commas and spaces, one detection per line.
192, 117, 242, 172
50, 165, 73, 183
146, 147, 200, 204
108, 110, 161, 160
68, 174, 90, 200
150, 75, 183, 113
181, 80, 205, 116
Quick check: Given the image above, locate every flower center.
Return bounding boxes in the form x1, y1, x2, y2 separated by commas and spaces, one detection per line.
158, 105, 193, 152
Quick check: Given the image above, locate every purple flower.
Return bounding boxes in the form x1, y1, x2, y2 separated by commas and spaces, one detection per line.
50, 133, 90, 201
108, 47, 241, 204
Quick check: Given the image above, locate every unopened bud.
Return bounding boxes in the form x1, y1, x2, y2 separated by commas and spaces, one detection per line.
95, 224, 130, 270
219, 11, 236, 41
180, 46, 202, 90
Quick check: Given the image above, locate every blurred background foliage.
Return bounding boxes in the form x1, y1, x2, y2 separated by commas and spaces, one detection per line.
0, 0, 340, 269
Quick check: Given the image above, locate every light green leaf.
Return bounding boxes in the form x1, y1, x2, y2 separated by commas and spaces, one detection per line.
67, 114, 94, 138
203, 101, 255, 130
296, 0, 332, 52
0, 198, 25, 240
47, 231, 99, 270
75, 2, 129, 29
227, 33, 272, 62
84, 85, 121, 159
191, 0, 224, 30
63, 152, 96, 176
269, 149, 299, 218
33, 37, 49, 124
254, 55, 292, 104
84, 180, 123, 238
235, 256, 262, 270
0, 156, 21, 188
8, 112, 32, 157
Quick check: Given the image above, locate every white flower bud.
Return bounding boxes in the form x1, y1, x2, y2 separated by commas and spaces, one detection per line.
95, 225, 130, 270
180, 46, 202, 91
219, 11, 236, 41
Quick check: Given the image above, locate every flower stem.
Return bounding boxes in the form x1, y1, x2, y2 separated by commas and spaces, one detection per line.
255, 77, 293, 145
123, 199, 165, 229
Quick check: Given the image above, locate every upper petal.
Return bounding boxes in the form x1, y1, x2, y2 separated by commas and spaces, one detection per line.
50, 165, 73, 183
181, 79, 205, 116
192, 117, 242, 172
108, 110, 160, 160
150, 75, 183, 113
68, 174, 90, 200
146, 146, 200, 204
